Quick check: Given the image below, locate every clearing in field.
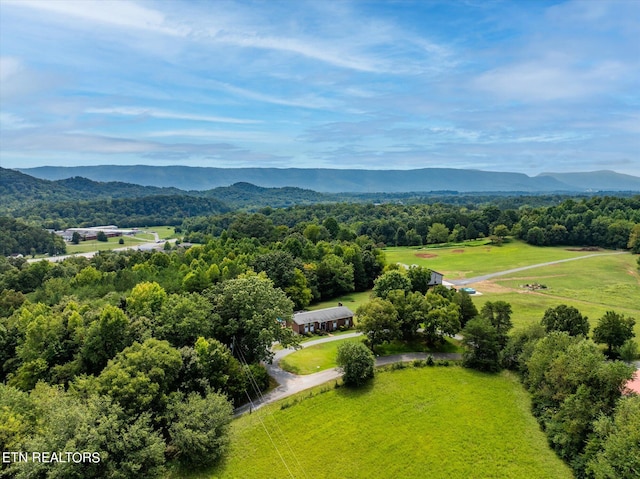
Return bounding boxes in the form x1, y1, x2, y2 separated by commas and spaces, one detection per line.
182, 367, 572, 479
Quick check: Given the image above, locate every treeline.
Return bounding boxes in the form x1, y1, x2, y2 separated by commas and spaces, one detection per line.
182, 195, 640, 251
460, 303, 638, 478
0, 217, 66, 257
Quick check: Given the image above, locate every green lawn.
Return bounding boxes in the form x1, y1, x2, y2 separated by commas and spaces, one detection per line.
280, 336, 464, 375
384, 240, 614, 280
174, 367, 572, 479
66, 236, 148, 253
307, 290, 372, 312
279, 336, 366, 374
147, 225, 182, 240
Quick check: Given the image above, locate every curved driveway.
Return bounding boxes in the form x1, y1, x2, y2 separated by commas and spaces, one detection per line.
236, 333, 461, 415
449, 251, 627, 286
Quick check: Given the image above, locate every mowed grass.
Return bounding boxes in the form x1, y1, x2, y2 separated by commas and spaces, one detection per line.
279, 336, 366, 374
384, 240, 611, 280
147, 225, 182, 240
472, 252, 640, 338
182, 367, 572, 479
66, 235, 148, 253
281, 336, 464, 375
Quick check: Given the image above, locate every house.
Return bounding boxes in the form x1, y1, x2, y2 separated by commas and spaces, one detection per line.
290, 306, 355, 334
429, 270, 444, 286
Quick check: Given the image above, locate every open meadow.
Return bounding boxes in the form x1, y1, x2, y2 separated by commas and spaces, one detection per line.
173, 367, 572, 479
386, 241, 640, 338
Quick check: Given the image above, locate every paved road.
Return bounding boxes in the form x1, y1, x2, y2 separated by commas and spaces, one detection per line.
449, 251, 627, 286
236, 333, 461, 415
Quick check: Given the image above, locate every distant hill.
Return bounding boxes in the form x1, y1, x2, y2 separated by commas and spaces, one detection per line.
15, 165, 607, 193
536, 171, 640, 191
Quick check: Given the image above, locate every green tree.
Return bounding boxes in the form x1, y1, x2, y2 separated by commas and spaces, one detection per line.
493, 224, 510, 239
336, 341, 375, 387
453, 290, 478, 328
406, 265, 432, 294
480, 301, 513, 346
426, 223, 450, 244
154, 293, 213, 347
167, 391, 233, 468
372, 270, 411, 299
96, 231, 108, 242
71, 231, 81, 244
461, 317, 502, 372
422, 291, 461, 345
97, 338, 182, 416
592, 311, 636, 357
356, 298, 399, 351
127, 281, 167, 318
618, 339, 638, 363
316, 254, 354, 299
207, 273, 298, 363
81, 305, 133, 375
627, 223, 640, 253
586, 395, 640, 479
540, 305, 589, 337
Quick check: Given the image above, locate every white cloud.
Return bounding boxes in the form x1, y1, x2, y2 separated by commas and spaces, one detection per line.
4, 0, 185, 36
85, 107, 260, 124
0, 112, 35, 130
0, 57, 22, 82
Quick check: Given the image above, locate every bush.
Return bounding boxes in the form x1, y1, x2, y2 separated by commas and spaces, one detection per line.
336, 341, 375, 387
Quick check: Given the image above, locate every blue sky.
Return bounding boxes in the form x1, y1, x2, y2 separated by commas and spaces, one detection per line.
0, 0, 638, 175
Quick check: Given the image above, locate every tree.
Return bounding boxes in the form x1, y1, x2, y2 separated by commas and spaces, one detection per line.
592, 311, 636, 357
540, 305, 589, 337
96, 231, 108, 242
97, 338, 183, 416
461, 317, 502, 372
206, 273, 298, 363
422, 292, 461, 345
316, 254, 354, 300
71, 231, 81, 244
127, 281, 167, 318
426, 223, 449, 244
81, 305, 133, 375
356, 298, 399, 351
336, 341, 375, 387
493, 224, 510, 239
154, 293, 213, 347
453, 290, 478, 328
407, 265, 432, 294
627, 223, 640, 253
586, 395, 640, 479
618, 339, 638, 363
167, 391, 233, 468
372, 270, 411, 299
480, 301, 513, 346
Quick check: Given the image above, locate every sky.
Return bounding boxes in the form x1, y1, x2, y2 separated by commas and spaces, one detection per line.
0, 0, 639, 176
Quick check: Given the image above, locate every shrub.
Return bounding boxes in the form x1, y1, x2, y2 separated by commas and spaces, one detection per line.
336, 341, 375, 387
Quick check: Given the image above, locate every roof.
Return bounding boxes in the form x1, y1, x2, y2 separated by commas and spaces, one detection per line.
625, 371, 640, 395
293, 306, 354, 326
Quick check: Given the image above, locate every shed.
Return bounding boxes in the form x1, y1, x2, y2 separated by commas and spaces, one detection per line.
291, 306, 354, 334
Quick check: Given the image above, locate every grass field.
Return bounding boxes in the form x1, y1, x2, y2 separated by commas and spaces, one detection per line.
383, 239, 611, 280
147, 225, 182, 240
175, 367, 572, 479
386, 241, 640, 339
66, 235, 148, 254
471, 252, 640, 338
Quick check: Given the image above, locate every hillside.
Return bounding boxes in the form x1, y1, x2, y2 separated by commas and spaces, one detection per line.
17, 165, 601, 193
537, 170, 640, 191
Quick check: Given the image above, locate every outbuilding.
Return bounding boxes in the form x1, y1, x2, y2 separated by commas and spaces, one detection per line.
290, 306, 354, 334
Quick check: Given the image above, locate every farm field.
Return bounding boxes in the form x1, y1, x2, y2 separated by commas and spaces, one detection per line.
383, 239, 613, 280
176, 367, 572, 479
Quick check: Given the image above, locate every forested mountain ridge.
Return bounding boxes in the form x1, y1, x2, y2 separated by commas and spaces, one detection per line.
20, 165, 640, 192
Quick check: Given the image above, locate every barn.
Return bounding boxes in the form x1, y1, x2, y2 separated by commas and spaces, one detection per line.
290, 306, 355, 334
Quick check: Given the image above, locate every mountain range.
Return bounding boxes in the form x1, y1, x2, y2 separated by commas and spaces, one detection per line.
17, 165, 640, 193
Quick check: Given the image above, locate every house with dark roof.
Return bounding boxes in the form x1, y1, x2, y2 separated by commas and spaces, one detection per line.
290, 306, 355, 334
